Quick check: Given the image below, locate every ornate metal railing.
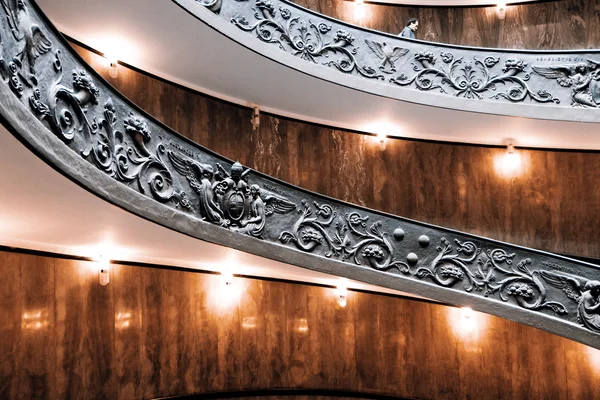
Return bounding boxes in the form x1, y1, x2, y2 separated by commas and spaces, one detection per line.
176, 0, 600, 122
1, 0, 599, 348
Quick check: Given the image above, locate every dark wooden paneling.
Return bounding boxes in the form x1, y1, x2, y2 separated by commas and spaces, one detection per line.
2, 249, 600, 399
292, 0, 600, 50
55, 259, 115, 400
73, 44, 600, 260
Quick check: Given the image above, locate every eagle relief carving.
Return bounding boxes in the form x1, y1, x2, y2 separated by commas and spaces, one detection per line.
364, 39, 409, 74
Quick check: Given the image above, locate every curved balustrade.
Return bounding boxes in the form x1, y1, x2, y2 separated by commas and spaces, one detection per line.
1, 0, 600, 349
177, 0, 600, 123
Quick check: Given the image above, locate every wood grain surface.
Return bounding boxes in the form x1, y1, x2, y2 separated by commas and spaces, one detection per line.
1, 250, 599, 399
72, 44, 600, 260
293, 0, 600, 50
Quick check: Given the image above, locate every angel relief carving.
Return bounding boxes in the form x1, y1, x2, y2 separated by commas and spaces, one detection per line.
168, 151, 296, 238
533, 60, 600, 107
541, 271, 600, 333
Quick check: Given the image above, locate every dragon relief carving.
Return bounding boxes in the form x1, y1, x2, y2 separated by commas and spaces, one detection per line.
168, 152, 296, 238
230, 0, 383, 79
533, 60, 600, 108
392, 51, 559, 103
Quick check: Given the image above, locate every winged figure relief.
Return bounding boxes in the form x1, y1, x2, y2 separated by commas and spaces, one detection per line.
238, 184, 296, 238
540, 270, 600, 333
1, 0, 52, 84
168, 151, 227, 226
532, 60, 600, 107
364, 39, 409, 74
168, 151, 296, 238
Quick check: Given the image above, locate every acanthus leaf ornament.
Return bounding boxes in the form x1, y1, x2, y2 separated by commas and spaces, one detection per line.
279, 200, 410, 273
230, 0, 383, 79
2, 0, 600, 346
391, 51, 560, 103
413, 238, 567, 314
26, 52, 188, 207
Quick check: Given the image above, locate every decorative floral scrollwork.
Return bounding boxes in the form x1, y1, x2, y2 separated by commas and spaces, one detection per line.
231, 1, 383, 79
29, 64, 98, 149
392, 52, 560, 103
414, 238, 567, 314
27, 51, 187, 207
279, 200, 409, 273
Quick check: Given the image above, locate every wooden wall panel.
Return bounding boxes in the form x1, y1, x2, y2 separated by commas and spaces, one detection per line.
72, 44, 600, 260
292, 0, 600, 50
1, 250, 600, 399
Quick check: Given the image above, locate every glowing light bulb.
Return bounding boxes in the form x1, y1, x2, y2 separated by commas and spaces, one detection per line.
496, 2, 506, 20
354, 0, 365, 21
494, 142, 522, 178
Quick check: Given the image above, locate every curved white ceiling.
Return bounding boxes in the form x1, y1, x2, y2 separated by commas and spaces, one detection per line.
35, 0, 600, 150
0, 124, 418, 298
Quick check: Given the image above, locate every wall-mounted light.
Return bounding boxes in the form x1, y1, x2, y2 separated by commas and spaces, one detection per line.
208, 269, 244, 311
377, 131, 387, 151
587, 346, 600, 371
461, 306, 474, 319
447, 306, 487, 345
494, 140, 523, 178
354, 0, 365, 21
97, 254, 110, 286
102, 52, 119, 79
336, 283, 348, 307
496, 2, 507, 20
220, 270, 234, 287
108, 59, 119, 79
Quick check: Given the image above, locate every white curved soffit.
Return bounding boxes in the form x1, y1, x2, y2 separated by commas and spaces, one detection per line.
0, 124, 418, 298
37, 0, 600, 150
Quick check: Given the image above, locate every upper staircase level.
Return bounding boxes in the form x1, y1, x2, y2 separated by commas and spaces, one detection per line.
33, 0, 600, 150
